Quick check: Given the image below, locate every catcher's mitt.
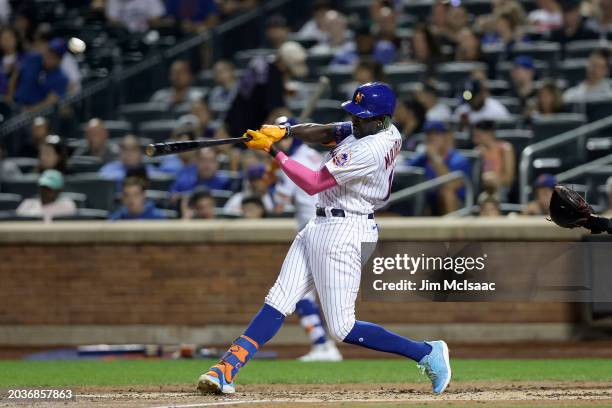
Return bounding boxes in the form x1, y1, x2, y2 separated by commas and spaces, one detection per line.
549, 185, 611, 234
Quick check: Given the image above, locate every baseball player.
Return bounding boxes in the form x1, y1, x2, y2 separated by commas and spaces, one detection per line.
197, 82, 451, 395
273, 116, 343, 362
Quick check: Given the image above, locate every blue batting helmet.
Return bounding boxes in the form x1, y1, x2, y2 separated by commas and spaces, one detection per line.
341, 82, 396, 118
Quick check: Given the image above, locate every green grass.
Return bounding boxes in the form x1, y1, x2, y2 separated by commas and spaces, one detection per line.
1, 359, 611, 387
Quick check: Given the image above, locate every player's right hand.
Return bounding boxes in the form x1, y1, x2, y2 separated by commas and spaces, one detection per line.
244, 129, 274, 153
259, 125, 289, 142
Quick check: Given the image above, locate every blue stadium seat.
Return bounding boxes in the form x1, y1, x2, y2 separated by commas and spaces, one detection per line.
0, 193, 22, 210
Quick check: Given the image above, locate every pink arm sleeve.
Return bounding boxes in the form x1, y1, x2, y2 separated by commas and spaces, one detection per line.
275, 152, 337, 196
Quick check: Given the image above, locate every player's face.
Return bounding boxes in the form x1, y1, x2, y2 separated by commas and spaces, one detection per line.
351, 115, 383, 139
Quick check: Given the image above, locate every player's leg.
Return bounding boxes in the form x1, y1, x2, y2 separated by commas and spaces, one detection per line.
198, 229, 314, 394
295, 291, 342, 362
310, 219, 451, 394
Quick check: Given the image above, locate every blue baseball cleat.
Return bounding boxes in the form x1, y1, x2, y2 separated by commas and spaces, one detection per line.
197, 363, 236, 395
417, 340, 452, 394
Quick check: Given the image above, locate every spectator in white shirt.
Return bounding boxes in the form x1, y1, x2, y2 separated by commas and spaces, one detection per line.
416, 80, 452, 122
454, 78, 511, 128
563, 49, 612, 102
151, 60, 204, 108
296, 0, 332, 43
106, 0, 164, 33
309, 10, 352, 55
16, 169, 76, 220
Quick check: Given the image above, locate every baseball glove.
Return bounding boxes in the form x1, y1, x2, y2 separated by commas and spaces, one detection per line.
549, 185, 611, 234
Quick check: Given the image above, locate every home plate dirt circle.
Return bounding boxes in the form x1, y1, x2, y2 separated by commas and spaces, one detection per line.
38, 382, 612, 408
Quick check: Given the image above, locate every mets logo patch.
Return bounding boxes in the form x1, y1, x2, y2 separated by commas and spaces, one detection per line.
355, 92, 364, 103
333, 148, 352, 167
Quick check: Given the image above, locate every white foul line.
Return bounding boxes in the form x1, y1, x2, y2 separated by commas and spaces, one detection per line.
149, 400, 278, 408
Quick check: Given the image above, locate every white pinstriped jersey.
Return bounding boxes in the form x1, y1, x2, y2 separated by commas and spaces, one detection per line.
318, 124, 403, 214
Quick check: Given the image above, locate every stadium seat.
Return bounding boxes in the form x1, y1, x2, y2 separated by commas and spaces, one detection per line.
487, 79, 511, 97
0, 193, 21, 210
159, 209, 178, 219
217, 170, 243, 192
64, 173, 116, 211
149, 174, 176, 191
387, 166, 426, 216
139, 120, 178, 143
320, 65, 353, 97
4, 158, 38, 174
495, 96, 522, 114
119, 102, 173, 131
1, 174, 39, 198
558, 59, 588, 86
79, 120, 133, 139
496, 59, 548, 83
211, 189, 233, 207
306, 53, 334, 78
586, 137, 612, 160
565, 40, 611, 60
54, 208, 110, 220
308, 99, 348, 124
585, 99, 612, 123
384, 64, 427, 90
510, 42, 561, 68
233, 49, 275, 68
463, 0, 493, 15
496, 129, 533, 156
530, 113, 586, 142
436, 62, 488, 88
67, 156, 104, 173
403, 0, 434, 20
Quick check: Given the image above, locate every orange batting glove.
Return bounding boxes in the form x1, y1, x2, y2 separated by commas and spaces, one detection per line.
244, 129, 274, 153
259, 125, 289, 142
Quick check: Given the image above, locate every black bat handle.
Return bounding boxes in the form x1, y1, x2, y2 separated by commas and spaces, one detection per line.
145, 136, 252, 157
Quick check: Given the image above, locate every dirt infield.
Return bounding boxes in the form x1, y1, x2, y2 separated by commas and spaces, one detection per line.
4, 381, 610, 408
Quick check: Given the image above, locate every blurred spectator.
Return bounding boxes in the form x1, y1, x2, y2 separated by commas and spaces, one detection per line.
587, 0, 612, 37
263, 15, 290, 49
415, 81, 451, 122
33, 24, 81, 94
16, 169, 76, 219
445, 3, 470, 45
190, 97, 215, 137
241, 195, 266, 219
562, 49, 612, 102
310, 10, 352, 55
340, 59, 385, 99
106, 0, 164, 33
411, 24, 443, 70
99, 135, 158, 184
488, 10, 528, 53
471, 120, 516, 200
11, 39, 68, 111
454, 78, 511, 127
510, 56, 537, 110
73, 118, 120, 162
0, 26, 24, 95
181, 187, 216, 219
331, 24, 396, 65
528, 79, 565, 117
374, 6, 402, 55
478, 191, 502, 217
207, 60, 238, 115
38, 135, 68, 174
18, 116, 49, 158
394, 98, 426, 145
158, 127, 197, 175
164, 0, 219, 33
408, 121, 471, 215
224, 41, 307, 138
170, 148, 233, 198
528, 0, 563, 33
224, 163, 274, 215
454, 28, 483, 62
13, 6, 36, 49
549, 0, 599, 47
110, 177, 166, 220
524, 173, 556, 215
603, 176, 612, 217
296, 0, 331, 43
151, 60, 204, 108
0, 145, 20, 181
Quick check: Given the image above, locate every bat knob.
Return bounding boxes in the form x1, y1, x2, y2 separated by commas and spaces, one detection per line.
145, 144, 156, 157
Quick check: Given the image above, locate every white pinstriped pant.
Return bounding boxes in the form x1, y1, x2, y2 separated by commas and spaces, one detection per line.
265, 213, 378, 341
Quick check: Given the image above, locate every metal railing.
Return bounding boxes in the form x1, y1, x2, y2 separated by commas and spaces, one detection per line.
0, 0, 292, 143
385, 170, 474, 215
519, 116, 612, 205
555, 154, 612, 183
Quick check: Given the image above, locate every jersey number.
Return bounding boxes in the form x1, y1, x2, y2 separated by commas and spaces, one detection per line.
383, 170, 395, 201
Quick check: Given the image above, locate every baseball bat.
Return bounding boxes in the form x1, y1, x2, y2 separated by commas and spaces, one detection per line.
298, 76, 330, 122
145, 136, 252, 157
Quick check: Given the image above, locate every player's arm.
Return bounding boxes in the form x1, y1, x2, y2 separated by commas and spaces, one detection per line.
259, 122, 353, 146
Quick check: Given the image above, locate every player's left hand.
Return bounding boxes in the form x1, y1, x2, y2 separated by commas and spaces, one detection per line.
259, 125, 289, 142
243, 129, 274, 153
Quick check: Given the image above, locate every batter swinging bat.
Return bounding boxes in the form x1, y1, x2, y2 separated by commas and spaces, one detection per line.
145, 136, 252, 157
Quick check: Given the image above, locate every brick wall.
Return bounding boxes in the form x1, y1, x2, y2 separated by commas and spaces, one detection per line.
0, 243, 579, 327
